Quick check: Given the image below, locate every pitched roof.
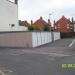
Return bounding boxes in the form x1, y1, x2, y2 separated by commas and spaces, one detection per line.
55, 16, 71, 25
34, 17, 48, 26
19, 20, 30, 27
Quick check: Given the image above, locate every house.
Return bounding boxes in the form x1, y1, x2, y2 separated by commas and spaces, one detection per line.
54, 16, 74, 32
33, 17, 51, 31
73, 22, 75, 32
19, 20, 30, 27
71, 18, 75, 32
0, 0, 27, 31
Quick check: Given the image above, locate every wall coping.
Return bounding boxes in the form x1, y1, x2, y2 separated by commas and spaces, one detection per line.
0, 31, 60, 34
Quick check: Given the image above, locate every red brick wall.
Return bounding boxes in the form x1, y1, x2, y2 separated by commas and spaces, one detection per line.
56, 19, 69, 32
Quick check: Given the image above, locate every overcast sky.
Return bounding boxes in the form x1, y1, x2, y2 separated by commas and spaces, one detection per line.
18, 0, 75, 22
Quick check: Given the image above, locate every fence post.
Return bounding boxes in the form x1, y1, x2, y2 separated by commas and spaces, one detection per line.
51, 31, 54, 42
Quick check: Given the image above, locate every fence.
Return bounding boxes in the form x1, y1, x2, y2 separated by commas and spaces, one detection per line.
0, 31, 60, 48
32, 32, 60, 47
32, 32, 52, 47
60, 32, 75, 38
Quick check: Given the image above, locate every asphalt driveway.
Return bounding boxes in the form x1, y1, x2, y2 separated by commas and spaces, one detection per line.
0, 38, 75, 75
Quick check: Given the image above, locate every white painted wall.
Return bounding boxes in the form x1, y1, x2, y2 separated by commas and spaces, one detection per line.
32, 32, 60, 47
53, 32, 60, 41
37, 32, 41, 46
0, 0, 28, 31
32, 32, 38, 47
0, 31, 60, 48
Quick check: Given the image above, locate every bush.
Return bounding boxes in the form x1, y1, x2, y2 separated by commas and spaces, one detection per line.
28, 26, 35, 31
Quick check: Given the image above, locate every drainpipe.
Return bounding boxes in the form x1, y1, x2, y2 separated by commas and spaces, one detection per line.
51, 31, 54, 42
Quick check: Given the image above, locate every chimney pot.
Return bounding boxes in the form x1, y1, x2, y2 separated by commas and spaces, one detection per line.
31, 20, 33, 25
48, 19, 50, 24
40, 16, 43, 20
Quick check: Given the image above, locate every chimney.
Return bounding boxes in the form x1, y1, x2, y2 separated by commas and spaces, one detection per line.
54, 20, 56, 29
31, 20, 33, 25
62, 15, 65, 18
15, 0, 18, 4
48, 19, 51, 25
72, 17, 74, 23
40, 16, 43, 20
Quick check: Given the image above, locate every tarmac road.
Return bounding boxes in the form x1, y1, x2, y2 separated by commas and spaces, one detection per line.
0, 38, 75, 75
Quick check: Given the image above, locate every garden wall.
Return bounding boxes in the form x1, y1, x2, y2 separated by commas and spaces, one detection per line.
0, 31, 60, 48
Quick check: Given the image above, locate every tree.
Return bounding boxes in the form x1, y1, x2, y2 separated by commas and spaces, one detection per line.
44, 25, 50, 31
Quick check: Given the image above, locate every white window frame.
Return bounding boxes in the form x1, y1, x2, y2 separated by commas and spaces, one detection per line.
67, 24, 69, 29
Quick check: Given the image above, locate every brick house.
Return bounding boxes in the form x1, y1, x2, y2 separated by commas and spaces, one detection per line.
54, 16, 74, 32
19, 20, 30, 27
33, 17, 51, 31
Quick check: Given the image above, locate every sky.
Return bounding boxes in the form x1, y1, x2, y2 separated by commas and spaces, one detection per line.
17, 0, 75, 23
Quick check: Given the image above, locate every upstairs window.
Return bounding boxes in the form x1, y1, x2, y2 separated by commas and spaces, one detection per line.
67, 24, 69, 29
57, 24, 60, 28
74, 24, 75, 29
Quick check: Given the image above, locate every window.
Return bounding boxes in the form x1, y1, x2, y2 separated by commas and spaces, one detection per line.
11, 24, 15, 27
67, 24, 69, 29
74, 24, 75, 29
69, 24, 73, 30
9, 24, 15, 27
57, 24, 60, 28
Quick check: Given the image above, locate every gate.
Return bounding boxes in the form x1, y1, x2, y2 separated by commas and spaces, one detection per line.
60, 32, 75, 38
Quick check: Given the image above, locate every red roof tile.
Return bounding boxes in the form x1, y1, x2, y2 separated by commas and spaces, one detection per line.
55, 16, 71, 25
33, 17, 50, 30
34, 17, 48, 26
